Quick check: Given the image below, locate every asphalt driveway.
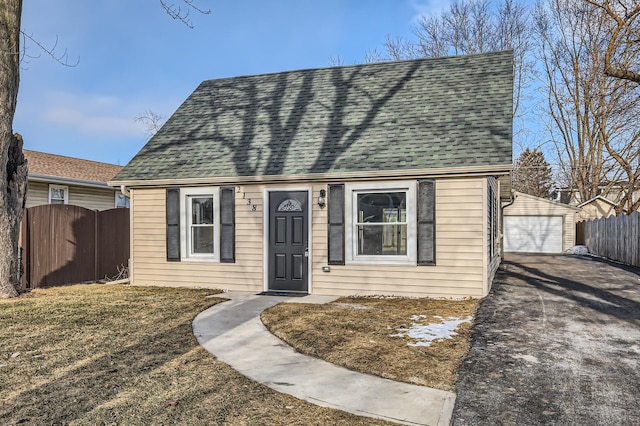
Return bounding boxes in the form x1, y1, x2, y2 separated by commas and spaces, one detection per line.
453, 253, 640, 426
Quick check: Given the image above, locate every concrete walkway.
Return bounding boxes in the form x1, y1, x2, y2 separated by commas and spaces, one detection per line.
193, 292, 455, 426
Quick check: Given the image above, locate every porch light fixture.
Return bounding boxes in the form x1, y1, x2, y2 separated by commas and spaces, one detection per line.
318, 189, 326, 208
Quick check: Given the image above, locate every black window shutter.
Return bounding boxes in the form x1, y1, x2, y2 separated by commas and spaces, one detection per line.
327, 184, 345, 265
166, 188, 181, 261
417, 180, 436, 265
219, 187, 236, 263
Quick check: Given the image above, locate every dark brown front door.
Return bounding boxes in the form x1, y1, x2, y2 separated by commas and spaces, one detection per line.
268, 191, 308, 293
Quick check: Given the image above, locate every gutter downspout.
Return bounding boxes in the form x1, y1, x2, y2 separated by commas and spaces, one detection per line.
120, 185, 131, 198
500, 190, 517, 260
120, 184, 132, 284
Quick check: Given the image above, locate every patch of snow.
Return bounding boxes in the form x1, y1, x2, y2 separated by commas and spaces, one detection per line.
390, 315, 473, 347
566, 245, 589, 255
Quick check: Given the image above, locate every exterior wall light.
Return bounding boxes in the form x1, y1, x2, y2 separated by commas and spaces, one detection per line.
318, 189, 326, 208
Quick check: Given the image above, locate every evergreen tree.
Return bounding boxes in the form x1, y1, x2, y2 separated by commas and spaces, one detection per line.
513, 149, 554, 199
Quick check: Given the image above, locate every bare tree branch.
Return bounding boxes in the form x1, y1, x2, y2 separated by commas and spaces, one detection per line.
584, 0, 640, 84
20, 32, 79, 67
136, 110, 166, 136
159, 0, 211, 29
535, 0, 640, 214
363, 47, 387, 64
328, 54, 344, 67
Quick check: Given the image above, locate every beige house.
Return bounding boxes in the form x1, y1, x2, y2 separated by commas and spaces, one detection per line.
576, 196, 617, 222
111, 51, 514, 298
24, 150, 127, 210
504, 192, 580, 253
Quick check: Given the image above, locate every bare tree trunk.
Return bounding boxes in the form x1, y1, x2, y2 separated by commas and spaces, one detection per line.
0, 0, 27, 298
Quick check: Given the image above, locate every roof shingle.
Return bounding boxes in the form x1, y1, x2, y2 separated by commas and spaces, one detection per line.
115, 51, 513, 182
25, 150, 123, 183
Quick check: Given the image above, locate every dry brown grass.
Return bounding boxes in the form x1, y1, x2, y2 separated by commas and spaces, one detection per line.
0, 284, 389, 425
262, 297, 479, 392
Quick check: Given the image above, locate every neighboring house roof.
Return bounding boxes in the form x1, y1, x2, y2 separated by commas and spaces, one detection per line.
25, 150, 123, 188
577, 195, 618, 209
113, 50, 513, 184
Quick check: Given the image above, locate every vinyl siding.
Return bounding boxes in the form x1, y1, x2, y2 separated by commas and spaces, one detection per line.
130, 177, 488, 298
25, 182, 49, 207
131, 186, 265, 292
504, 193, 578, 251
312, 178, 485, 298
26, 181, 118, 211
576, 199, 616, 222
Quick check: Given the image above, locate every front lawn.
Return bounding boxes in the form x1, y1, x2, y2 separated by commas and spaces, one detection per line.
262, 297, 479, 392
0, 284, 387, 425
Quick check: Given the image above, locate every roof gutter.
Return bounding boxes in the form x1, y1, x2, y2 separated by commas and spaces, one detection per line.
29, 174, 113, 189
109, 164, 513, 188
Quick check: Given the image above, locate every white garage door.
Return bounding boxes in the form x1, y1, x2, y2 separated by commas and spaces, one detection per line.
504, 216, 564, 253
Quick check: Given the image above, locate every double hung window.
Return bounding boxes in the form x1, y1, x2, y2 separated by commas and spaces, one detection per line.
49, 184, 68, 205
346, 182, 416, 264
356, 192, 407, 256
180, 188, 219, 261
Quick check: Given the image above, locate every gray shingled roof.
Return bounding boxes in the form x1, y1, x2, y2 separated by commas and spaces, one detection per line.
115, 51, 513, 182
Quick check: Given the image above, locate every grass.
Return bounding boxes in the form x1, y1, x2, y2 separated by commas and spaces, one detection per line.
262, 297, 479, 392
0, 284, 389, 425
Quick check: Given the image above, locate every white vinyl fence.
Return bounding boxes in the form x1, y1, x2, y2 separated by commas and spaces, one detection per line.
581, 211, 640, 268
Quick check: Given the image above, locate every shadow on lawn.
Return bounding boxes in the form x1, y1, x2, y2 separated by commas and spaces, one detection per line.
0, 319, 203, 424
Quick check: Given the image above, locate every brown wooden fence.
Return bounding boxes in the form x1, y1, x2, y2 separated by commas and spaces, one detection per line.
578, 211, 640, 268
20, 205, 130, 289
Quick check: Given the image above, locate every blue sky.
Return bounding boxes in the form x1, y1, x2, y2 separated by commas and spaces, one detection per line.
15, 0, 453, 166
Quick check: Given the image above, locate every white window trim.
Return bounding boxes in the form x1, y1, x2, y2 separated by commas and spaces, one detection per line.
345, 181, 416, 265
48, 184, 69, 204
180, 187, 220, 262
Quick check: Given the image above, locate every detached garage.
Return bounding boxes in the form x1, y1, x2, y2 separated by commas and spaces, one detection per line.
504, 192, 580, 253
